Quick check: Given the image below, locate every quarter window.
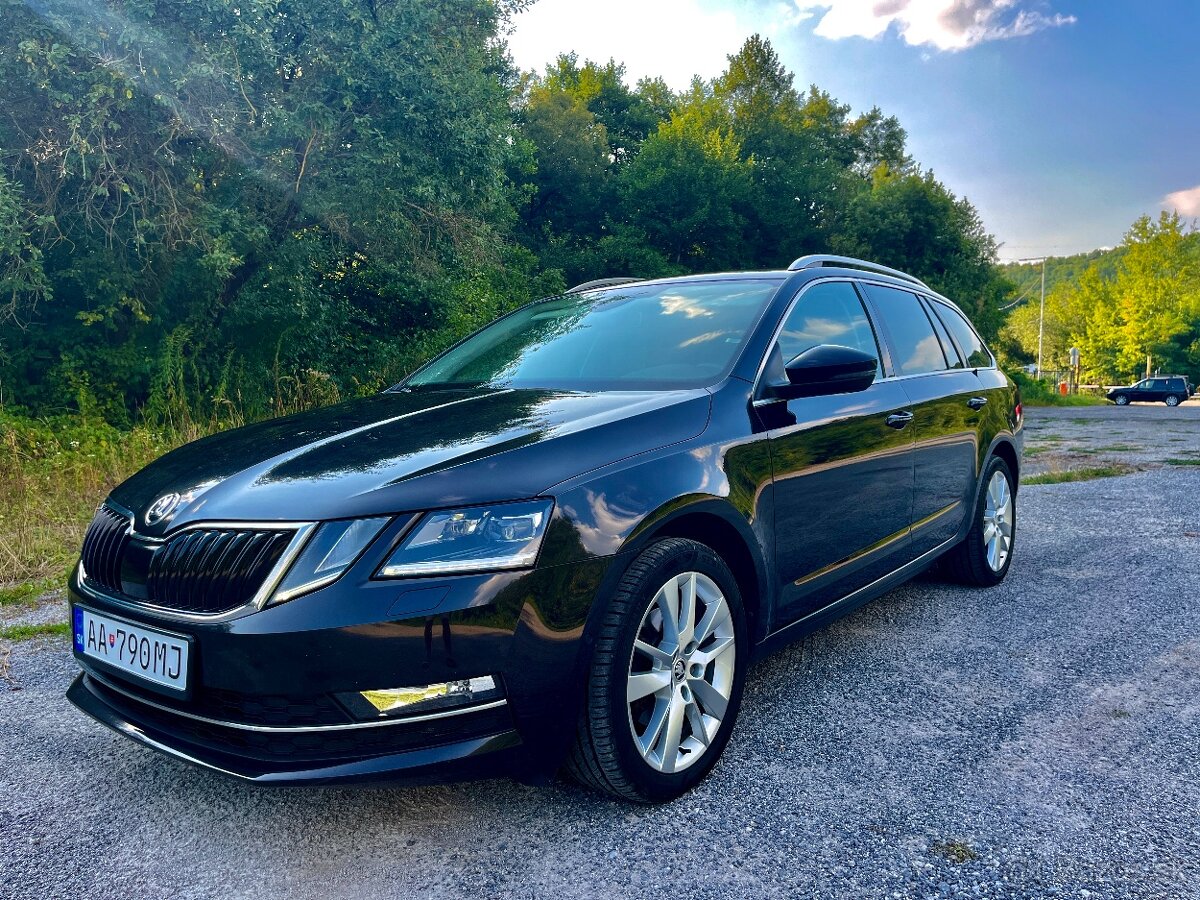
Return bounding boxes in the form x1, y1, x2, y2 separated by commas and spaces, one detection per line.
777, 282, 881, 374
924, 299, 964, 369
930, 300, 992, 368
865, 285, 946, 376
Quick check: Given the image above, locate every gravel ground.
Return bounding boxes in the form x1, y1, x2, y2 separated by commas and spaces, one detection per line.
1022, 397, 1200, 477
3, 409, 1199, 899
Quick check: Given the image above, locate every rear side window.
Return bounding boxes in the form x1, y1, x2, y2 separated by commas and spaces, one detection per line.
923, 299, 964, 369
778, 281, 881, 374
930, 300, 992, 368
864, 285, 946, 375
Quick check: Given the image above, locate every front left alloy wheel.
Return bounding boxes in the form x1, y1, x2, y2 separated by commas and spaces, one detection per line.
567, 538, 747, 802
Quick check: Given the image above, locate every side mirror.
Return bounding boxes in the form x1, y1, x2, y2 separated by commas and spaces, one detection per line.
763, 344, 878, 400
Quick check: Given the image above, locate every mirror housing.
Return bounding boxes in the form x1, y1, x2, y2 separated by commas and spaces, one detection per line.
762, 344, 878, 400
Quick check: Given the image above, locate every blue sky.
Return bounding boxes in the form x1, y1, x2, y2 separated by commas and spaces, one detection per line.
506, 1, 1200, 260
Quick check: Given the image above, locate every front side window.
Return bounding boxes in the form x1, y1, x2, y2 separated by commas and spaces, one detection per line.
866, 285, 947, 376
930, 300, 992, 368
777, 281, 881, 374
404, 280, 781, 392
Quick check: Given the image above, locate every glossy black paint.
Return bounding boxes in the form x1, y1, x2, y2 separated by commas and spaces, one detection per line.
67, 266, 1023, 786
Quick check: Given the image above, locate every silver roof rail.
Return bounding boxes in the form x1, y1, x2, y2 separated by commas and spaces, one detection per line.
787, 255, 930, 291
566, 277, 643, 294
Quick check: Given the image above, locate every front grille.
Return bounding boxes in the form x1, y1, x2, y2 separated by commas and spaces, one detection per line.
146, 527, 294, 615
80, 505, 132, 593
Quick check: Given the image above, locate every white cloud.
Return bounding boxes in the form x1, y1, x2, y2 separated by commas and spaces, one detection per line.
1164, 184, 1200, 217
788, 0, 1076, 51
505, 0, 763, 89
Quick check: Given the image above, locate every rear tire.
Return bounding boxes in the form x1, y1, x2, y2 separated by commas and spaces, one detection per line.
1114, 395, 1129, 406
1165, 394, 1181, 407
567, 538, 748, 803
942, 456, 1016, 587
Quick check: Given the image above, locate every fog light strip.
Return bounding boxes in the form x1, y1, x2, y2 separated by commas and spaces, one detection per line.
361, 676, 498, 714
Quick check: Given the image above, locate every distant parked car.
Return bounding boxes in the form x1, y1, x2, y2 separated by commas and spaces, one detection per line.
1107, 376, 1191, 407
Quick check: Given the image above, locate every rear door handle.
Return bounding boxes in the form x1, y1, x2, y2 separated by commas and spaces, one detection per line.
967, 397, 988, 410
886, 411, 914, 429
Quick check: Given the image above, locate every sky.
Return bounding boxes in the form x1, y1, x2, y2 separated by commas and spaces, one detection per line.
505, 0, 1200, 261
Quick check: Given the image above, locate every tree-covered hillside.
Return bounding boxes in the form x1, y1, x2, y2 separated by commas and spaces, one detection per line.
1, 0, 1011, 425
999, 218, 1200, 381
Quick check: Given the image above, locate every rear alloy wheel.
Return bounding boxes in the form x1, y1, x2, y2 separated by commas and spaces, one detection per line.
942, 456, 1016, 587
568, 538, 747, 803
1114, 394, 1130, 406
1165, 394, 1181, 407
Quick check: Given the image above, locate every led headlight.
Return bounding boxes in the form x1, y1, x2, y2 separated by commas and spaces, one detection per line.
377, 500, 553, 577
269, 517, 391, 604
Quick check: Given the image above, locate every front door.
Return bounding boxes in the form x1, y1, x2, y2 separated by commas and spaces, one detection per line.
762, 280, 916, 626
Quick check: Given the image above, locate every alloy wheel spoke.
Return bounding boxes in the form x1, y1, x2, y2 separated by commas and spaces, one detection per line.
676, 573, 698, 648
633, 638, 674, 667
657, 579, 681, 646
638, 699, 670, 756
689, 676, 729, 720
685, 700, 711, 748
693, 634, 734, 668
627, 669, 672, 703
658, 693, 687, 773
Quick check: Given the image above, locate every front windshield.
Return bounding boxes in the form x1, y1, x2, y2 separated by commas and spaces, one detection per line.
404, 279, 781, 391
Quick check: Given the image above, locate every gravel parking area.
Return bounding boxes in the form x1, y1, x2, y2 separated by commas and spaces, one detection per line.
1022, 397, 1200, 478
3, 409, 1199, 899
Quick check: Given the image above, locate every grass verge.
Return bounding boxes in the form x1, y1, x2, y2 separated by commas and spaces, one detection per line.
0, 622, 69, 642
1166, 458, 1200, 466
1, 411, 185, 594
1024, 465, 1134, 485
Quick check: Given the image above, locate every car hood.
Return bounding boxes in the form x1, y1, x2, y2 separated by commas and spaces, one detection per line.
111, 387, 711, 534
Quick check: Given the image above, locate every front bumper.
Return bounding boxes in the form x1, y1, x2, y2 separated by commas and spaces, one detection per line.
67, 673, 523, 785
66, 552, 616, 785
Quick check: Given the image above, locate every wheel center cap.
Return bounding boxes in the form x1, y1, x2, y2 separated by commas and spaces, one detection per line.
672, 658, 686, 682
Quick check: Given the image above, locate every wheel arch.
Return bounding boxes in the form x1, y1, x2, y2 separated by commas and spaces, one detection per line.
608, 498, 771, 645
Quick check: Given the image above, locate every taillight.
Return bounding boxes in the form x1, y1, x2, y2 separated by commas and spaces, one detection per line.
1014, 402, 1022, 425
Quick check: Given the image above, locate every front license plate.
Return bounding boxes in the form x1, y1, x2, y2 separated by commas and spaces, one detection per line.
73, 606, 190, 693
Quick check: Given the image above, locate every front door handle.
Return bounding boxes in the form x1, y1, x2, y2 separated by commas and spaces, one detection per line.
886, 411, 914, 429
967, 397, 988, 410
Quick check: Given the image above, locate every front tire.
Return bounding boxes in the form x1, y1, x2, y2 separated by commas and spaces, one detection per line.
943, 456, 1016, 587
567, 538, 748, 803
1114, 394, 1130, 406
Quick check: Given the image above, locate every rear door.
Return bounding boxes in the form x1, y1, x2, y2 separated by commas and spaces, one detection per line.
861, 284, 984, 557
762, 280, 916, 626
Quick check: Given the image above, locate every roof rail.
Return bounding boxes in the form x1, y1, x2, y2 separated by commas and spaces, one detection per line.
566, 277, 643, 294
787, 255, 930, 291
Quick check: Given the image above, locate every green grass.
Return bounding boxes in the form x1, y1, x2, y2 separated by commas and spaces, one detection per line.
0, 622, 69, 642
1024, 465, 1133, 485
1166, 458, 1200, 466
1021, 393, 1107, 407
1093, 444, 1141, 453
931, 840, 979, 864
0, 576, 63, 607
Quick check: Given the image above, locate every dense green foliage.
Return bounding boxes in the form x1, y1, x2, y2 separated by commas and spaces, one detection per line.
0, 1, 1011, 424
1001, 215, 1200, 382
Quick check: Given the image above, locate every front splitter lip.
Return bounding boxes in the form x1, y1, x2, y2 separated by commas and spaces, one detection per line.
67, 674, 524, 786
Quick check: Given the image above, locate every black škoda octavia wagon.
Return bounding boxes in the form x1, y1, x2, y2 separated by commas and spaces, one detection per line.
68, 255, 1022, 802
